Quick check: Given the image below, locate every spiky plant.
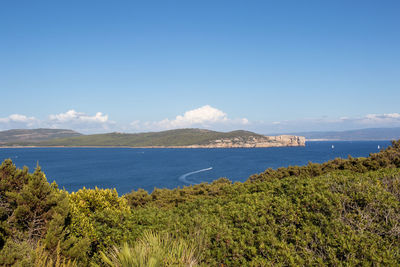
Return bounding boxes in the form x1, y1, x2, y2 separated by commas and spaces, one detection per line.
100, 231, 198, 267
33, 241, 77, 267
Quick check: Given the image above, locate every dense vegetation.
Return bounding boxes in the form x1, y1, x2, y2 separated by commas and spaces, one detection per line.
9, 128, 267, 147
1, 140, 400, 266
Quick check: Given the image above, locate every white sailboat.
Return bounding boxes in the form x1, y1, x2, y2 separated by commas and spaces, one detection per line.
378, 145, 380, 149
331, 145, 334, 149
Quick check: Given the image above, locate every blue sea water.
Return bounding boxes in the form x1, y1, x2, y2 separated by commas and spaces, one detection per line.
0, 141, 391, 195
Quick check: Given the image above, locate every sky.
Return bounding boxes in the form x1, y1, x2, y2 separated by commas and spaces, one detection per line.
1, 0, 399, 134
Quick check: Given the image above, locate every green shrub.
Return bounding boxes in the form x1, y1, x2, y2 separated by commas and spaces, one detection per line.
100, 231, 199, 267
1, 139, 400, 265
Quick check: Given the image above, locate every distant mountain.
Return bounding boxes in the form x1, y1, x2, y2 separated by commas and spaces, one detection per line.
3, 128, 305, 148
288, 127, 400, 141
0, 128, 82, 144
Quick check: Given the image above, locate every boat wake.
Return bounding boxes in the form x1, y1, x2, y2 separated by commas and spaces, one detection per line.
179, 167, 213, 184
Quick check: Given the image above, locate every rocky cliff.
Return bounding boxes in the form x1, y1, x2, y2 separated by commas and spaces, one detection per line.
180, 135, 305, 148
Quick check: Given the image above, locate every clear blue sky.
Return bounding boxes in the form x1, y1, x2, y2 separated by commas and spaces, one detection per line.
1, 0, 399, 133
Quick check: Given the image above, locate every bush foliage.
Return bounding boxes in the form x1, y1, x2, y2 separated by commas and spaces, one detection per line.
1, 140, 400, 266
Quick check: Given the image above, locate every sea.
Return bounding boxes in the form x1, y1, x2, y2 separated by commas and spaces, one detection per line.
0, 141, 392, 195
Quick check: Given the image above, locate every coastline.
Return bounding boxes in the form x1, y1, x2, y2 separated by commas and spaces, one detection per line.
0, 131, 306, 149
1, 140, 392, 148
0, 143, 305, 149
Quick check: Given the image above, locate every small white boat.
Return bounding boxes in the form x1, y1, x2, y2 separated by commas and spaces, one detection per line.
378, 145, 380, 149
331, 145, 334, 149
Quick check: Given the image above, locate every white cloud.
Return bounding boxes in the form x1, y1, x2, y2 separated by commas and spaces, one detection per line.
363, 113, 400, 122
130, 120, 140, 127
0, 114, 37, 124
131, 105, 249, 131
0, 110, 114, 133
2, 109, 400, 135
259, 112, 400, 133
156, 105, 228, 128
386, 113, 400, 119
47, 110, 113, 132
0, 114, 39, 129
49, 110, 108, 123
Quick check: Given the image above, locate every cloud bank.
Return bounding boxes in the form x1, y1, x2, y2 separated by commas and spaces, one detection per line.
259, 113, 400, 134
48, 110, 108, 123
0, 108, 400, 134
0, 110, 113, 133
362, 113, 400, 123
131, 105, 249, 131
47, 110, 113, 132
0, 114, 38, 129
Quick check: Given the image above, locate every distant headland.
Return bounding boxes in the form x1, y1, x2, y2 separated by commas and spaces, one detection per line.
285, 127, 400, 141
0, 128, 305, 148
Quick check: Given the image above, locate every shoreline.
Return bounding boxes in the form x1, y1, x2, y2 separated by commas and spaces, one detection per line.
0, 144, 305, 149
1, 140, 393, 149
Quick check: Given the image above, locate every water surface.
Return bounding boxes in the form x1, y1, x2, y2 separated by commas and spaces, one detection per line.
0, 141, 390, 194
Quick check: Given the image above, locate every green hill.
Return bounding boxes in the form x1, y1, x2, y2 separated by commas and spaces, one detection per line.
0, 128, 82, 144
33, 128, 271, 147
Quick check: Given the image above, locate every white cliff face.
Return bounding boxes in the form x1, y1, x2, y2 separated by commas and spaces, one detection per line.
184, 135, 306, 148
264, 135, 306, 147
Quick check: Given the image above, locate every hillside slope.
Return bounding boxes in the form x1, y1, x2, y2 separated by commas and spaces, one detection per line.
0, 128, 82, 144
34, 128, 305, 147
